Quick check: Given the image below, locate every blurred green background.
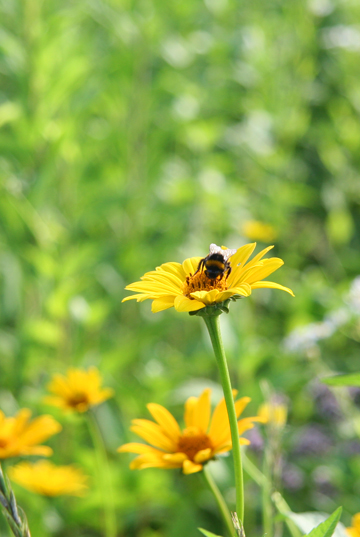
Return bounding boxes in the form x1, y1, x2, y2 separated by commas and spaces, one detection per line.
1, 0, 360, 535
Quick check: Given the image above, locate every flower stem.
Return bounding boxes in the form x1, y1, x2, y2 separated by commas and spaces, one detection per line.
203, 465, 235, 537
203, 314, 244, 524
87, 412, 117, 537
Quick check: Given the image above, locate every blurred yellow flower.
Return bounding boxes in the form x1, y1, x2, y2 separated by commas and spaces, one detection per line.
242, 221, 277, 242
347, 514, 360, 537
0, 409, 61, 459
122, 242, 294, 313
258, 402, 287, 429
44, 367, 114, 413
9, 460, 88, 497
118, 388, 264, 475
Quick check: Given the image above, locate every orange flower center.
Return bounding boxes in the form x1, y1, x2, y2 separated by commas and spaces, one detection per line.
67, 393, 90, 409
177, 427, 213, 461
0, 438, 9, 448
182, 271, 228, 299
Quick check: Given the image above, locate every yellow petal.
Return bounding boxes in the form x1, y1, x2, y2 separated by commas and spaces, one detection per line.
147, 403, 181, 440
237, 416, 263, 435
208, 391, 238, 442
193, 389, 211, 433
163, 452, 188, 464
227, 243, 257, 286
117, 443, 163, 455
235, 397, 251, 418
130, 419, 176, 451
194, 448, 212, 463
151, 296, 176, 312
184, 396, 197, 427
182, 257, 202, 276
174, 295, 206, 312
242, 259, 284, 284
245, 245, 274, 267
182, 460, 203, 475
250, 281, 295, 296
190, 289, 220, 305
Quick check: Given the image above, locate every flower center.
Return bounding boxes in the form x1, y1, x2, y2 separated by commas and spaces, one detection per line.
177, 427, 212, 461
0, 437, 8, 448
182, 271, 228, 299
67, 393, 89, 409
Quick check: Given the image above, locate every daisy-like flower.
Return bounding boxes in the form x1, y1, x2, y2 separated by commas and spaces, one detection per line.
44, 367, 114, 413
8, 460, 88, 497
0, 409, 61, 459
122, 242, 294, 313
258, 400, 287, 429
118, 388, 264, 475
347, 514, 360, 537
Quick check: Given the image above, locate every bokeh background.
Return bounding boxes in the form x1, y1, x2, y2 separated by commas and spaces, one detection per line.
1, 0, 360, 535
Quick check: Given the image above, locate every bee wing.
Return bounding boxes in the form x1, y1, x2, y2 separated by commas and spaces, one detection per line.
222, 248, 237, 261
209, 243, 236, 261
209, 243, 223, 255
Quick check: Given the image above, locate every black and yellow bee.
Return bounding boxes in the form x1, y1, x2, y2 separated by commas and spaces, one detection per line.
194, 244, 236, 281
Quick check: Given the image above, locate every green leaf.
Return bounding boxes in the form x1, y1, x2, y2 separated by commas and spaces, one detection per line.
322, 373, 360, 387
198, 528, 224, 537
286, 508, 344, 537
306, 508, 343, 537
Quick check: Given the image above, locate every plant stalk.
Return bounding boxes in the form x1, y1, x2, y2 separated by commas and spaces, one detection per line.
203, 314, 244, 523
87, 412, 117, 537
203, 465, 235, 537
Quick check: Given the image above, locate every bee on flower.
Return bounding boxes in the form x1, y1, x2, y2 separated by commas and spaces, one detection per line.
118, 388, 265, 475
122, 242, 294, 313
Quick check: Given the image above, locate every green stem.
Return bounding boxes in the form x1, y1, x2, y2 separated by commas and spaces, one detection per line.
203, 465, 235, 537
203, 314, 244, 523
87, 412, 117, 537
242, 453, 301, 537
262, 448, 273, 537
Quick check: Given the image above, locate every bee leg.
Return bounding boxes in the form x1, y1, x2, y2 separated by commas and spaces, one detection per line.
226, 266, 232, 278
193, 258, 205, 276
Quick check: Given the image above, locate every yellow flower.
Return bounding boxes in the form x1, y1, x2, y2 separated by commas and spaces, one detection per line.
122, 242, 294, 313
258, 402, 287, 429
347, 514, 360, 537
242, 221, 277, 242
8, 460, 88, 497
0, 409, 61, 459
118, 388, 264, 475
44, 367, 114, 413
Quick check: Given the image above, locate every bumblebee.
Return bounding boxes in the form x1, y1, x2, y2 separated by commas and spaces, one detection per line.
194, 244, 236, 281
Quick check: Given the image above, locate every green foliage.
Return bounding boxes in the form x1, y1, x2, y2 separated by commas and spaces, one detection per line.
198, 529, 223, 537
1, 0, 360, 534
306, 508, 343, 537
322, 374, 360, 387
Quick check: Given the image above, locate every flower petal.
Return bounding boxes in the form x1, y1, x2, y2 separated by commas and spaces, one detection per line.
250, 281, 295, 296
193, 448, 212, 463
117, 443, 163, 455
190, 289, 220, 305
227, 243, 257, 286
193, 389, 211, 433
184, 396, 197, 427
182, 257, 202, 276
174, 295, 206, 312
130, 419, 176, 451
163, 452, 188, 464
147, 403, 181, 440
242, 259, 284, 284
182, 460, 203, 474
151, 296, 176, 312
